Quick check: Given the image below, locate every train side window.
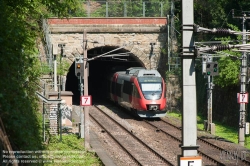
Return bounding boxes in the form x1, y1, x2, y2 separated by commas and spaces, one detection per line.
116, 83, 122, 97
111, 81, 115, 94
123, 81, 133, 94
107, 80, 111, 92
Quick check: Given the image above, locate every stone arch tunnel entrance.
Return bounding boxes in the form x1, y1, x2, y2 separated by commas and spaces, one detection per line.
65, 46, 144, 105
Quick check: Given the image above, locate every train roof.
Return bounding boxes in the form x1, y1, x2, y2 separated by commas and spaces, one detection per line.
124, 67, 161, 77
126, 67, 146, 75
133, 69, 161, 77
111, 67, 161, 79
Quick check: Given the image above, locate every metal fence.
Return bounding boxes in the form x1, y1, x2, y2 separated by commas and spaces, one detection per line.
168, 57, 181, 71
73, 1, 170, 17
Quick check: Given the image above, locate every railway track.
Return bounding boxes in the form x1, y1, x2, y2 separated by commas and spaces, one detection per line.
144, 118, 250, 166
89, 102, 250, 165
90, 105, 174, 166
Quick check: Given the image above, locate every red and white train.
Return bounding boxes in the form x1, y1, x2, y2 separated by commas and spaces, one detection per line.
107, 67, 167, 118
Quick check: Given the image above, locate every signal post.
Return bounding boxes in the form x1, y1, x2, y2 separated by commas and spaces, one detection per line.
75, 56, 85, 140
75, 31, 91, 150
83, 30, 90, 150
202, 55, 219, 134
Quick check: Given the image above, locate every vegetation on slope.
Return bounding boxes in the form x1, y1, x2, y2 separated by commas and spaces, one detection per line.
44, 135, 102, 166
0, 0, 80, 151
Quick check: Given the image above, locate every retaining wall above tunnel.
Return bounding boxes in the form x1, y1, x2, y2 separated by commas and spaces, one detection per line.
48, 18, 168, 70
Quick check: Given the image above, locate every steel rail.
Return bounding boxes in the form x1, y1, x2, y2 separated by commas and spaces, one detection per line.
91, 105, 174, 166
144, 120, 226, 166
160, 119, 250, 165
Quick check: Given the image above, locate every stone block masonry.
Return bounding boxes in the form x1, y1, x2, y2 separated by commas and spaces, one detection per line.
47, 18, 168, 70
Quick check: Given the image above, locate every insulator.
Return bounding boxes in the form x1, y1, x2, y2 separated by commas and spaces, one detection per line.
217, 45, 230, 51
211, 28, 231, 34
217, 28, 231, 34
210, 45, 232, 51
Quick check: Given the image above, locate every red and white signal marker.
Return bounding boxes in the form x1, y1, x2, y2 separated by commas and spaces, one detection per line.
237, 93, 248, 103
80, 96, 92, 106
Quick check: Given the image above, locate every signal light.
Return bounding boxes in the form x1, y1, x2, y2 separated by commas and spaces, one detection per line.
213, 64, 218, 72
75, 62, 84, 77
206, 62, 219, 76
206, 64, 211, 75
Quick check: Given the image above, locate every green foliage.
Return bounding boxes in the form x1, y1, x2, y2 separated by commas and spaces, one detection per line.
213, 52, 241, 87
40, 57, 70, 75
56, 56, 71, 76
41, 0, 82, 18
126, 1, 144, 17
0, 0, 79, 151
0, 0, 43, 148
167, 111, 181, 119
40, 62, 53, 75
89, 0, 170, 17
144, 0, 170, 17
213, 24, 241, 87
167, 112, 250, 149
45, 135, 102, 166
47, 135, 85, 151
165, 67, 181, 82
70, 2, 87, 17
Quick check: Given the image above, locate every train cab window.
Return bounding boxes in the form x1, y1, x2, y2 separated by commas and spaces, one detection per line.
140, 83, 162, 92
132, 86, 141, 98
137, 77, 163, 100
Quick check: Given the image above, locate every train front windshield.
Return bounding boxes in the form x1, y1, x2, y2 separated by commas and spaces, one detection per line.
138, 77, 163, 100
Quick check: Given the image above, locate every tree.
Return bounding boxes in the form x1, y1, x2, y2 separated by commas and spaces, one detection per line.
0, 0, 80, 150
214, 51, 241, 87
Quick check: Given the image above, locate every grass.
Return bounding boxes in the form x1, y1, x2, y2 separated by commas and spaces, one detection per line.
167, 111, 250, 149
43, 134, 103, 166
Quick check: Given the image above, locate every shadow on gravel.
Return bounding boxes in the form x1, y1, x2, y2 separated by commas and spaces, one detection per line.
199, 136, 234, 143
93, 98, 144, 120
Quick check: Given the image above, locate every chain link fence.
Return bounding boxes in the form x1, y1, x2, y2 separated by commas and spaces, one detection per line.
72, 1, 170, 17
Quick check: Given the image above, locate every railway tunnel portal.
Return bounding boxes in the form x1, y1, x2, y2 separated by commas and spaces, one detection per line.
66, 46, 144, 104
46, 18, 168, 104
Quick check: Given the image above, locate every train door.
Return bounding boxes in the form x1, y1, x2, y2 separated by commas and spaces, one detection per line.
111, 74, 119, 102
132, 83, 140, 109
115, 74, 125, 104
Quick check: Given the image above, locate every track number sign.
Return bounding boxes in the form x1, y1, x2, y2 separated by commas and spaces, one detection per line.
80, 95, 92, 106
237, 93, 248, 103
180, 156, 202, 166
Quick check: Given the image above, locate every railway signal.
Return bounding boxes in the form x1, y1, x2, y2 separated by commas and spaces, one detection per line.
206, 62, 219, 76
75, 57, 84, 77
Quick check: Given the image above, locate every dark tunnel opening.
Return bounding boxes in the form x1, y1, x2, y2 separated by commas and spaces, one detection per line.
65, 46, 143, 105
